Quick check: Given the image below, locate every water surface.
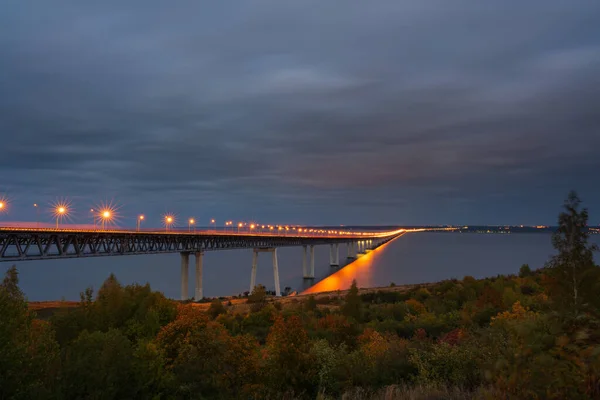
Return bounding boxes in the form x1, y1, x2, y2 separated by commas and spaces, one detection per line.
5, 232, 599, 301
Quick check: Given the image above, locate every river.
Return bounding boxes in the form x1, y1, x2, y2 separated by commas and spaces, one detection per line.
5, 232, 600, 301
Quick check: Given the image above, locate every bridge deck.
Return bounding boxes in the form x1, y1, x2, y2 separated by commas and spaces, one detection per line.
0, 227, 403, 262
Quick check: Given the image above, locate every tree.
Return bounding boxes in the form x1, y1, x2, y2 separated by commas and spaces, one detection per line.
519, 264, 532, 278
61, 329, 137, 399
247, 284, 268, 313
0, 266, 60, 399
263, 316, 316, 396
341, 280, 363, 321
207, 298, 226, 319
547, 191, 599, 313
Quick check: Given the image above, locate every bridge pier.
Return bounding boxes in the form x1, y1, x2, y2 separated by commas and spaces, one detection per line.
180, 252, 190, 301
347, 242, 357, 259
330, 244, 339, 266
310, 245, 315, 277
194, 251, 203, 300
302, 245, 308, 277
250, 248, 281, 296
304, 245, 315, 278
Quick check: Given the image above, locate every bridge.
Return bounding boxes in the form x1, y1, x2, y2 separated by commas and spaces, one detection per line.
0, 223, 406, 299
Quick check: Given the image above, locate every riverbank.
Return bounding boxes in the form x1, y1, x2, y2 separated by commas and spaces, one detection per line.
28, 281, 432, 317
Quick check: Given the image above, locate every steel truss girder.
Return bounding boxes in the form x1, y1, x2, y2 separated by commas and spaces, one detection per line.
0, 231, 377, 262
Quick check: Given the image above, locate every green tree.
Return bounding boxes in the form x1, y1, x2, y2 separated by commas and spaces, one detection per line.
248, 284, 268, 313
519, 264, 532, 278
547, 191, 599, 313
0, 266, 60, 399
207, 298, 227, 319
61, 329, 137, 399
341, 280, 363, 321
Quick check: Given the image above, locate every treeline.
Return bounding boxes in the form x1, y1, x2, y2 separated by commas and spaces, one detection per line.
1, 191, 599, 399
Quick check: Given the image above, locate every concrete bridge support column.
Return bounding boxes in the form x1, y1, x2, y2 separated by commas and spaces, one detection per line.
250, 249, 258, 292
302, 245, 308, 277
250, 248, 282, 296
347, 242, 353, 259
272, 248, 281, 297
194, 252, 203, 300
330, 244, 339, 266
309, 245, 315, 278
180, 252, 190, 301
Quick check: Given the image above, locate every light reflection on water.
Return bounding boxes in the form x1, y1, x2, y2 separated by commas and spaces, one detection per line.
301, 235, 401, 294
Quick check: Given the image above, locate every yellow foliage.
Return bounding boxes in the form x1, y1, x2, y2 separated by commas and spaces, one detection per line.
490, 301, 537, 327
404, 299, 427, 315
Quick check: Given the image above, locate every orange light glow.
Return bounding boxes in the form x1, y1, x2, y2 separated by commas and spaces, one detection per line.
189, 218, 195, 224
139, 215, 145, 220
302, 234, 403, 295
250, 224, 255, 229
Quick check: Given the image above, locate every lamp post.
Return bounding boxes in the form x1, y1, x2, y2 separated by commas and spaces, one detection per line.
100, 210, 111, 230
210, 219, 215, 232
137, 215, 144, 232
189, 218, 195, 232
165, 216, 174, 232
55, 206, 66, 229
34, 203, 39, 227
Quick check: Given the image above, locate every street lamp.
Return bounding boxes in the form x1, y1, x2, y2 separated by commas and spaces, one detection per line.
54, 206, 67, 229
165, 215, 174, 232
238, 222, 243, 233
137, 215, 144, 232
90, 208, 96, 229
34, 203, 40, 227
189, 218, 195, 232
210, 218, 215, 231
100, 210, 112, 230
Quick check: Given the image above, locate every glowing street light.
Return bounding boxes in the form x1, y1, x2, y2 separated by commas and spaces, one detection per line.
164, 215, 175, 232
137, 215, 144, 232
189, 218, 195, 232
238, 222, 243, 233
99, 209, 113, 230
210, 218, 216, 232
54, 205, 68, 229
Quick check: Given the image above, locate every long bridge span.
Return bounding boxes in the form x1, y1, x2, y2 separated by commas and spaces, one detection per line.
0, 224, 409, 299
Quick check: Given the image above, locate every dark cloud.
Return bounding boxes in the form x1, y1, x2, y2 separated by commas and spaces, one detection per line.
1, 0, 600, 226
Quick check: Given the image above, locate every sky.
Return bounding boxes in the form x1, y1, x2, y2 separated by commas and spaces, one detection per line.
1, 1, 600, 227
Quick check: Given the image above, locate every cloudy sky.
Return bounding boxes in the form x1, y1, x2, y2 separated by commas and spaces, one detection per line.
1, 1, 599, 227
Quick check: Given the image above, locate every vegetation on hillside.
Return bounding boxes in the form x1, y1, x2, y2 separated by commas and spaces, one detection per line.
1, 191, 599, 399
